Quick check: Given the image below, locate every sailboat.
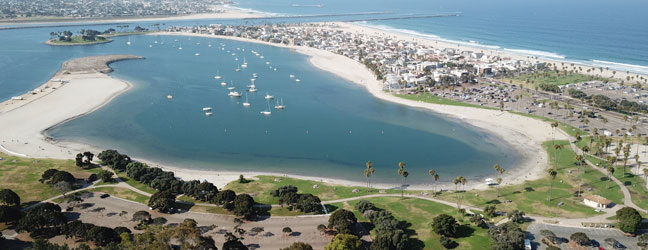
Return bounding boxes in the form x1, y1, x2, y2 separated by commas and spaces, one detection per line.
260, 102, 271, 115
214, 70, 221, 79
242, 93, 251, 107
264, 93, 274, 100
235, 64, 241, 72
241, 57, 248, 68
220, 81, 227, 86
295, 79, 301, 82
178, 42, 183, 50
274, 98, 285, 109
126, 36, 131, 45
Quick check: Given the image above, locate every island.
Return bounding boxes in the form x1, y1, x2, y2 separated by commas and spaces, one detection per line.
45, 26, 151, 46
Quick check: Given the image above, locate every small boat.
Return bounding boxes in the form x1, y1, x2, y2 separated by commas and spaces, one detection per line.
274, 98, 285, 109
203, 107, 212, 112
167, 95, 173, 99
127, 37, 131, 45
205, 112, 213, 116
260, 102, 271, 115
195, 53, 200, 56
154, 41, 158, 44
260, 55, 265, 59
228, 91, 242, 97
248, 87, 257, 92
252, 73, 258, 78
241, 58, 248, 68
295, 79, 301, 82
264, 93, 274, 100
243, 93, 251, 107
274, 68, 277, 71
289, 74, 295, 78
149, 45, 153, 48
208, 44, 212, 47
178, 46, 183, 50
220, 82, 227, 86
228, 86, 236, 90
266, 62, 270, 65
231, 53, 236, 56
214, 71, 221, 79
196, 42, 200, 45
235, 64, 241, 72
485, 178, 497, 185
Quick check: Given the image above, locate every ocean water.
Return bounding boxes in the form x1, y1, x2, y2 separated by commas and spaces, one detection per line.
234, 0, 648, 74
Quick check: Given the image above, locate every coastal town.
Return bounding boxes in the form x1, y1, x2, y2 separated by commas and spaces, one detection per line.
169, 23, 648, 140
0, 0, 231, 20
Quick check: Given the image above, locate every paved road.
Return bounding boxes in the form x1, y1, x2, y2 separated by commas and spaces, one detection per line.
527, 223, 638, 250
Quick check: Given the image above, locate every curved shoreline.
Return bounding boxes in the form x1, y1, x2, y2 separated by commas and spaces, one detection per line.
0, 34, 563, 191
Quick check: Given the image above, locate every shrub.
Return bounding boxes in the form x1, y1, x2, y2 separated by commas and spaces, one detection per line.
432, 214, 458, 237
439, 235, 456, 249
355, 200, 377, 214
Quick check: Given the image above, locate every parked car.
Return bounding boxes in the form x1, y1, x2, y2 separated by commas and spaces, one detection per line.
604, 238, 625, 249
100, 193, 110, 199
524, 239, 532, 250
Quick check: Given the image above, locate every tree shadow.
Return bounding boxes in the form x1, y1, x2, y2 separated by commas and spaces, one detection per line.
407, 238, 426, 250
324, 204, 339, 213
485, 199, 501, 205
455, 224, 476, 239
255, 205, 271, 218
524, 187, 535, 192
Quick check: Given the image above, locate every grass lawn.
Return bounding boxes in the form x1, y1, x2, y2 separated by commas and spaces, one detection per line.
330, 197, 492, 250
0, 153, 96, 206
394, 92, 498, 110
435, 141, 613, 218
188, 204, 233, 215
504, 71, 610, 87
612, 167, 648, 210
115, 171, 158, 195
92, 186, 149, 204
225, 176, 400, 205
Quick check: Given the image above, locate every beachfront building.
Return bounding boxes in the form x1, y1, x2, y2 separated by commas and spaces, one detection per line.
583, 195, 613, 209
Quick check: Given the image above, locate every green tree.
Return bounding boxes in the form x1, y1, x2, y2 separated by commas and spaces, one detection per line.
570, 232, 590, 246
281, 242, 313, 250
328, 209, 357, 235
431, 214, 458, 237
493, 164, 505, 197
397, 162, 408, 199
616, 207, 642, 234
17, 203, 67, 233
0, 189, 20, 206
546, 168, 558, 201
429, 169, 439, 196
507, 210, 525, 224
233, 194, 256, 220
148, 190, 176, 213
488, 222, 524, 250
364, 161, 375, 189
97, 170, 114, 183
325, 234, 363, 250
0, 205, 22, 223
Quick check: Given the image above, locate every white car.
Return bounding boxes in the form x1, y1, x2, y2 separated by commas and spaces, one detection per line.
524, 239, 532, 250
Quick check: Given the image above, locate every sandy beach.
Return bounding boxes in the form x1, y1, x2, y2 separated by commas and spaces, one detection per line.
0, 30, 568, 192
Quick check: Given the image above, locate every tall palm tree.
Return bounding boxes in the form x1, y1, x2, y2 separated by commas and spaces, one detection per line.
493, 164, 505, 197
643, 168, 648, 183
553, 144, 563, 169
364, 161, 375, 190
397, 162, 408, 199
546, 168, 557, 201
575, 154, 584, 173
550, 122, 559, 145
606, 165, 615, 189
429, 169, 439, 196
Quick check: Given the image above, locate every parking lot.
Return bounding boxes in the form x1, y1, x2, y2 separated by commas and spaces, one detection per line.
526, 223, 639, 249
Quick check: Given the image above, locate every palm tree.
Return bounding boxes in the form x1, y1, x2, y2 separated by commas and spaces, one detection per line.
575, 154, 584, 173
364, 161, 375, 190
550, 122, 559, 145
546, 168, 557, 201
606, 165, 615, 189
397, 162, 408, 199
552, 144, 563, 169
429, 169, 439, 196
493, 164, 505, 197
643, 168, 648, 183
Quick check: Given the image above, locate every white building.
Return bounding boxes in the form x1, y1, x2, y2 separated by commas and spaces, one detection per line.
583, 195, 612, 209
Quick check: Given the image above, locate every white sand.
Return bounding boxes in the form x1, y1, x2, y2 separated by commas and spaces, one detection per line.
0, 73, 129, 159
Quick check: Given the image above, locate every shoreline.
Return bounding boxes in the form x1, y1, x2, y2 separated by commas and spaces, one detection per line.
154, 31, 566, 190
0, 32, 564, 192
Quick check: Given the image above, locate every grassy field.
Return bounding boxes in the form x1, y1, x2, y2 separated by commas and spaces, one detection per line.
434, 141, 615, 218
92, 186, 149, 204
504, 71, 610, 87
330, 197, 492, 250
115, 171, 158, 194
48, 36, 112, 45
225, 175, 400, 205
394, 92, 498, 110
612, 167, 648, 210
0, 153, 97, 206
